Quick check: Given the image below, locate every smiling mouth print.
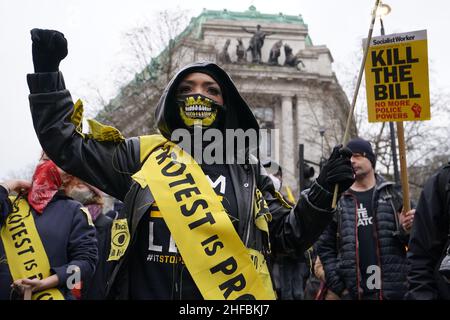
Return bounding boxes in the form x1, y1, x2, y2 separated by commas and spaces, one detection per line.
179, 94, 218, 127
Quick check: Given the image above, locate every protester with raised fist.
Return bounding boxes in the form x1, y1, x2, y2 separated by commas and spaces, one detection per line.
27, 28, 354, 300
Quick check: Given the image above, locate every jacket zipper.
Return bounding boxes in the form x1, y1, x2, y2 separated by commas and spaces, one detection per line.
353, 195, 362, 300
370, 188, 384, 300
244, 166, 255, 246
171, 253, 181, 299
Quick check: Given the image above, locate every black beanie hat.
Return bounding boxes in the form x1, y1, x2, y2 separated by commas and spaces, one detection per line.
347, 137, 376, 168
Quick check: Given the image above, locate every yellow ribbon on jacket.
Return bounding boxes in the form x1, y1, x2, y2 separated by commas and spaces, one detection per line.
71, 98, 125, 143
107, 219, 130, 262
132, 136, 276, 300
284, 185, 296, 204
0, 197, 65, 300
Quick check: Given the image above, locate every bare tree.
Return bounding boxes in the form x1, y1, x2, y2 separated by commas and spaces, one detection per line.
119, 9, 190, 84
1, 163, 35, 181
84, 9, 191, 136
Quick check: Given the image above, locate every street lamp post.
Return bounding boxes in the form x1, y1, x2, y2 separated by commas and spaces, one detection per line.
377, 2, 400, 186
319, 127, 326, 169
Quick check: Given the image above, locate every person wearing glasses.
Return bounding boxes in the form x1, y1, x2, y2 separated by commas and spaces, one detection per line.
315, 137, 415, 300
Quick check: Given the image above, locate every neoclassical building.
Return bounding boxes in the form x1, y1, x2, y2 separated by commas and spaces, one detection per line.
98, 6, 355, 195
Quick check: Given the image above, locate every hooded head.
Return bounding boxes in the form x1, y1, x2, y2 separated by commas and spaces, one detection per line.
154, 62, 259, 138
177, 71, 225, 129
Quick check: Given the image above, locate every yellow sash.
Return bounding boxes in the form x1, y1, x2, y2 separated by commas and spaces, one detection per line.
132, 137, 276, 300
0, 197, 65, 300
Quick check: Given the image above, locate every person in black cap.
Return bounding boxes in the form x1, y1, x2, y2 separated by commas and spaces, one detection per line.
316, 137, 415, 300
26, 28, 355, 300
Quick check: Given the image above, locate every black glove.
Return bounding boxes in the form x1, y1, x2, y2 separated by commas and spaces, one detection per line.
31, 28, 68, 73
316, 144, 354, 194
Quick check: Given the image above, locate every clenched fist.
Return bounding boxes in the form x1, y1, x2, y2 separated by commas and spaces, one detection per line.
316, 144, 354, 194
31, 28, 68, 72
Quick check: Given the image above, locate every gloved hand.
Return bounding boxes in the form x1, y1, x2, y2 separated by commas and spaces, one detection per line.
31, 28, 68, 73
316, 144, 354, 194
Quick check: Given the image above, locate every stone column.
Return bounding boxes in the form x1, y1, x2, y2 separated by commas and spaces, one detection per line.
296, 94, 323, 167
295, 94, 310, 191
296, 94, 311, 148
280, 95, 297, 193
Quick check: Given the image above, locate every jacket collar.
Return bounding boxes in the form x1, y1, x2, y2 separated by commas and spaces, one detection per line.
343, 174, 394, 196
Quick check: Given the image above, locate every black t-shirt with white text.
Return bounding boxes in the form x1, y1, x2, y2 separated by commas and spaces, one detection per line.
129, 163, 238, 299
349, 187, 380, 298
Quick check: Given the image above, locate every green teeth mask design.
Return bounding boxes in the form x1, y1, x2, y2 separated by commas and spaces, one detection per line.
178, 94, 221, 127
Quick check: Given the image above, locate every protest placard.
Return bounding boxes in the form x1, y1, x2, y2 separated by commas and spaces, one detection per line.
364, 30, 430, 122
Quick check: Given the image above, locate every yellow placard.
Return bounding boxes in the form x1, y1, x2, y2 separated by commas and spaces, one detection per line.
364, 30, 430, 122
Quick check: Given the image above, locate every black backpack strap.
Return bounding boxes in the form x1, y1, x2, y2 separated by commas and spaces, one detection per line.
382, 185, 403, 235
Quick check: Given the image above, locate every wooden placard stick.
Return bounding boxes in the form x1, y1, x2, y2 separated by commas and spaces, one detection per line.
331, 0, 381, 208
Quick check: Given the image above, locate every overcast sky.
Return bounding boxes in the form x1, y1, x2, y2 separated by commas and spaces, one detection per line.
0, 0, 448, 179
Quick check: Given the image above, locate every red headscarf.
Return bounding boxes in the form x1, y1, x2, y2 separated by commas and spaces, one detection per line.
27, 159, 62, 214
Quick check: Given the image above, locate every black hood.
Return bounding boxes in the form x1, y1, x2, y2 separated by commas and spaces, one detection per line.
154, 62, 259, 139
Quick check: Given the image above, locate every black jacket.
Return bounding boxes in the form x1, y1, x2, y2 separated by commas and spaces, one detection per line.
82, 214, 113, 300
28, 62, 336, 299
0, 187, 97, 300
406, 164, 450, 300
316, 176, 410, 300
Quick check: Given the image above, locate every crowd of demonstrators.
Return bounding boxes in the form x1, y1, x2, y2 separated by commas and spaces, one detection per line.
315, 138, 415, 300
0, 155, 97, 300
26, 28, 354, 300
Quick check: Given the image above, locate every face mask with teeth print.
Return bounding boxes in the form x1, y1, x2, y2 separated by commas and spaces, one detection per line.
177, 94, 223, 127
